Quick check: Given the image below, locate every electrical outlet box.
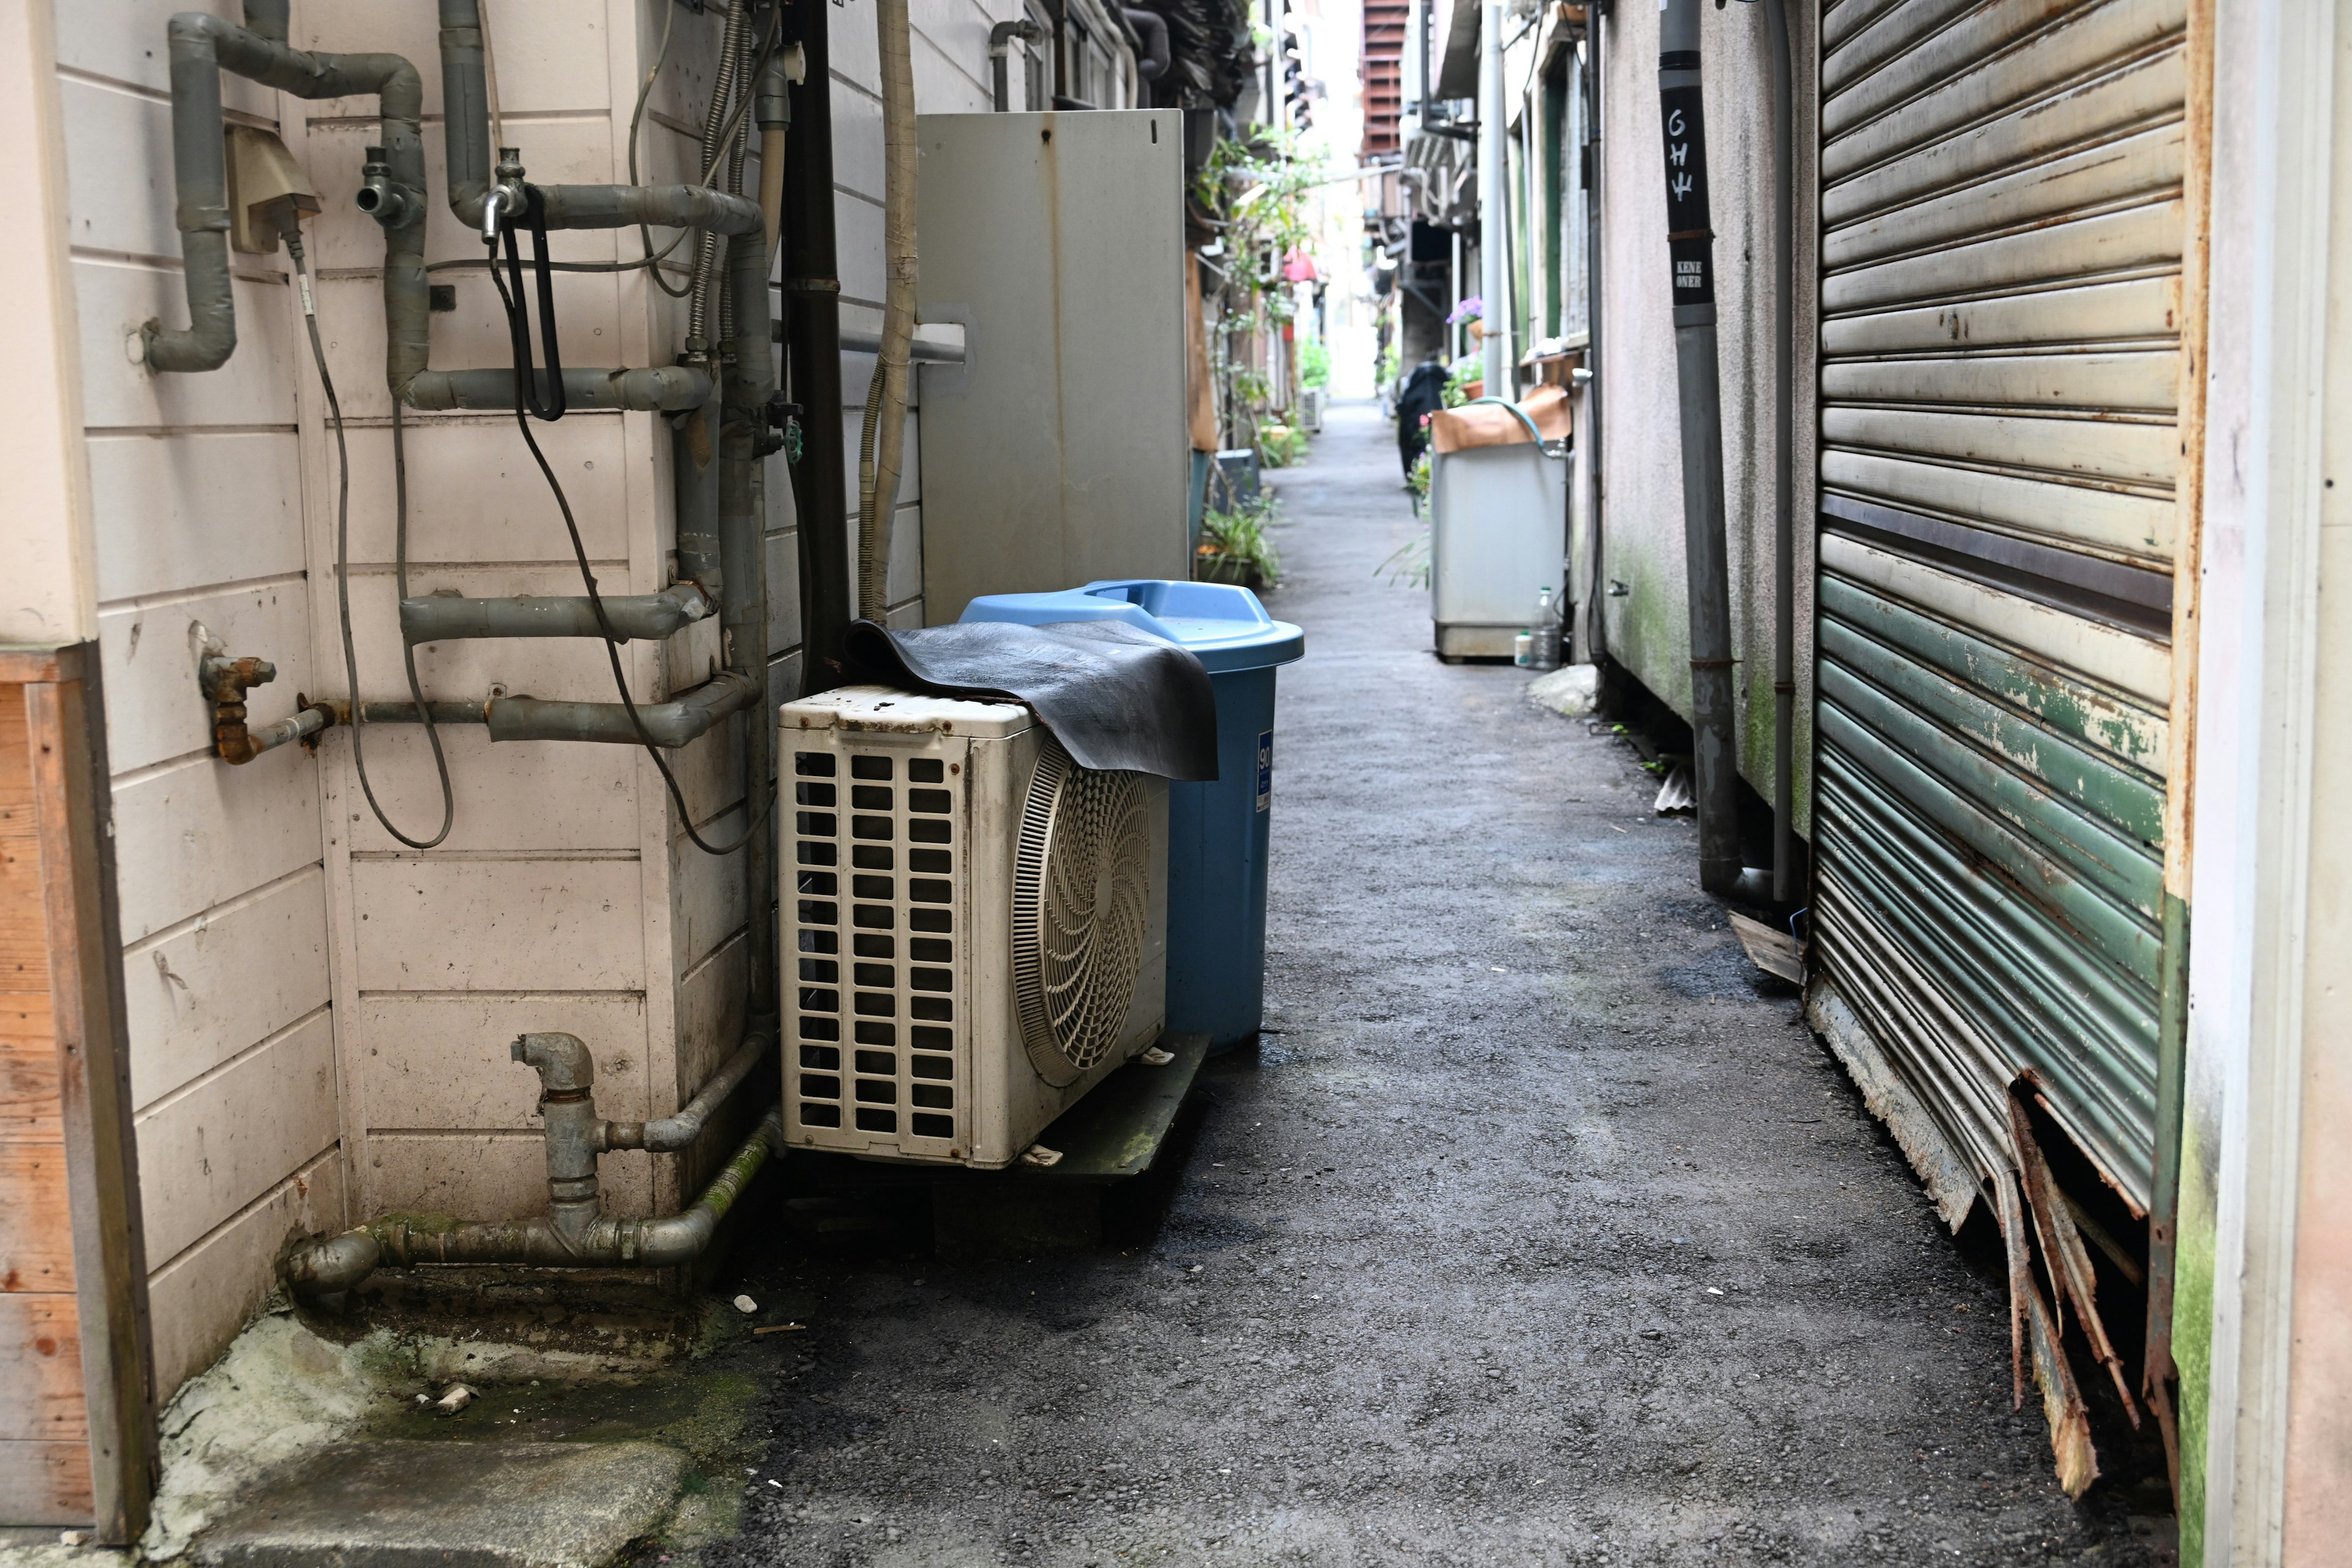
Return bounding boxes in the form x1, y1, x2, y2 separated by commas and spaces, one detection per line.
225, 126, 321, 254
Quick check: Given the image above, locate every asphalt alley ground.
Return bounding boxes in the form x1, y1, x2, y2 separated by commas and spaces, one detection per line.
699, 400, 2173, 1567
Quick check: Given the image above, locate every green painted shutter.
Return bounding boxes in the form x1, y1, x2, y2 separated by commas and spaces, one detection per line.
1812, 0, 2190, 1212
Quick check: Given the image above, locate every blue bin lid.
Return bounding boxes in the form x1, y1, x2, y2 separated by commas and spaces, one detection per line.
959, 579, 1304, 673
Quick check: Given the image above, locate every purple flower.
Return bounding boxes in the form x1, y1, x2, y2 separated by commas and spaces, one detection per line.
1447, 296, 1484, 326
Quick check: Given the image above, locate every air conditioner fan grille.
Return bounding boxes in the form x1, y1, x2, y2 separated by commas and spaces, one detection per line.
1011, 739, 1151, 1080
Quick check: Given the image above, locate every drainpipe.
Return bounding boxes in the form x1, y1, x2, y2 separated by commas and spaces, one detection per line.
1577, 14, 1604, 666
284, 1033, 782, 1295
1476, 0, 1509, 395
1123, 9, 1170, 83
756, 44, 799, 271
1757, 0, 1798, 907
857, 0, 919, 622
722, 157, 780, 1020
785, 0, 854, 690
1656, 0, 1757, 900
992, 19, 1047, 110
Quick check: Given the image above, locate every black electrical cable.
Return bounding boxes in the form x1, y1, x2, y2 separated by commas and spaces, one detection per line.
292, 227, 455, 851
485, 250, 769, 859
500, 187, 567, 421
421, 10, 783, 289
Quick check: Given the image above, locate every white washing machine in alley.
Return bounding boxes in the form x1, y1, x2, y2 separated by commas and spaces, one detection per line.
1429, 434, 1570, 661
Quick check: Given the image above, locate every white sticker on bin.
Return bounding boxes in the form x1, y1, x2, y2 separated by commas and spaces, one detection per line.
1256, 731, 1273, 812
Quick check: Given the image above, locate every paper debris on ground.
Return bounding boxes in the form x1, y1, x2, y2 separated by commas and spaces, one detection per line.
1527, 665, 1599, 718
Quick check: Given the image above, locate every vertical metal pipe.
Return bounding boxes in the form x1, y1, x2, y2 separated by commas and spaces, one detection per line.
1578, 18, 1605, 666
785, 0, 854, 688
1477, 0, 1509, 394
1656, 0, 1740, 895
1761, 0, 1798, 906
723, 220, 777, 1018
1449, 230, 1462, 360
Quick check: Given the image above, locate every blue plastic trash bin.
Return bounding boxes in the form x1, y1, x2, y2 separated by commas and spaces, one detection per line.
959, 579, 1305, 1049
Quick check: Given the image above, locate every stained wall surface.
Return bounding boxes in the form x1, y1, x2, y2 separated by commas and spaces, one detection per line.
51, 0, 1033, 1401
1593, 0, 1815, 831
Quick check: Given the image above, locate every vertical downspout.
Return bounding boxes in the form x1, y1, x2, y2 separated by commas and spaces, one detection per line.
1578, 14, 1605, 666
722, 224, 777, 1019
1477, 0, 1509, 393
1760, 0, 1797, 905
785, 0, 854, 689
1656, 0, 1742, 897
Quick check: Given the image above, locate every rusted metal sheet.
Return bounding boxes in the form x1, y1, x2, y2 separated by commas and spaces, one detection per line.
1806, 974, 1982, 1230
2011, 1089, 2141, 1422
1814, 0, 2190, 1401
1821, 536, 2174, 702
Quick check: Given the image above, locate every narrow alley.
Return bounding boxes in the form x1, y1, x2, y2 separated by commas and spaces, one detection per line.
697, 404, 2169, 1567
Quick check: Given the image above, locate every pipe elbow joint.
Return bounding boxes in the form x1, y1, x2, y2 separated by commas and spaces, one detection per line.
283, 1227, 382, 1298
513, 1031, 594, 1094
619, 1210, 718, 1268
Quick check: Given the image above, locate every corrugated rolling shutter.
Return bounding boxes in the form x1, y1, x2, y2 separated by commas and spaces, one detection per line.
1812, 0, 2188, 1213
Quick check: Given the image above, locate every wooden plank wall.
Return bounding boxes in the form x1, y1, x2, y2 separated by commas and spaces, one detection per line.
1, 684, 93, 1525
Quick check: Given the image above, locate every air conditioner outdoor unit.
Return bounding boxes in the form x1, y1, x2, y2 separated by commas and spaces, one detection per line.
779, 685, 1169, 1168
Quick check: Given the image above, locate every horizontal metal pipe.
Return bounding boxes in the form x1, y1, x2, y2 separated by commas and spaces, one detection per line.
315, 668, 756, 747
402, 364, 713, 413
401, 583, 714, 643
284, 1112, 782, 1292
315, 698, 492, 727
485, 670, 759, 747
605, 1029, 774, 1153
436, 0, 761, 238
237, 704, 333, 760
827, 322, 967, 363
532, 183, 764, 235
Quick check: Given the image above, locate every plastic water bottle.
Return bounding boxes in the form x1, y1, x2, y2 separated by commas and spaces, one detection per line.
1529, 587, 1562, 671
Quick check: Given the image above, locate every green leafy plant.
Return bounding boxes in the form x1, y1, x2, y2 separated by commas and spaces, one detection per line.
1257, 423, 1308, 468
1194, 131, 1327, 453
1197, 492, 1284, 587
1442, 352, 1483, 409
1376, 344, 1399, 390
1298, 337, 1331, 389
1379, 521, 1431, 589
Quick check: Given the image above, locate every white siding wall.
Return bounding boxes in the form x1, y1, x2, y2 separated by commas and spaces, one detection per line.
56, 0, 344, 1398
55, 0, 1073, 1401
